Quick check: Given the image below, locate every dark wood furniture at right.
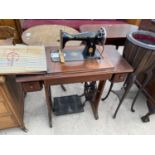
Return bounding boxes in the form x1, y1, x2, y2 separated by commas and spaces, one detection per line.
137, 19, 155, 122
80, 24, 138, 48
113, 30, 155, 120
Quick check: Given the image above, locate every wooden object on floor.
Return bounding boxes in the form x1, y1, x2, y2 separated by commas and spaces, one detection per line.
0, 76, 25, 130
80, 24, 138, 48
16, 45, 133, 127
0, 19, 22, 43
22, 25, 81, 47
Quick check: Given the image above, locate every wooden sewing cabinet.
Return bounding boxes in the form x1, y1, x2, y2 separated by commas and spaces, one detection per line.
16, 46, 133, 127
0, 76, 25, 130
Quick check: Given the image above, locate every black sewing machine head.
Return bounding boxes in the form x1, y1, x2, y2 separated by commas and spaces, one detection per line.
60, 27, 106, 58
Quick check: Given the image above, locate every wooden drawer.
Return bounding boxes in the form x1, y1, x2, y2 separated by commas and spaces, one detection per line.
22, 81, 43, 92
110, 73, 127, 82
0, 115, 18, 129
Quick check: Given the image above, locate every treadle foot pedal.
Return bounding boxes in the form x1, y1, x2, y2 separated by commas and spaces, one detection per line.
53, 95, 84, 116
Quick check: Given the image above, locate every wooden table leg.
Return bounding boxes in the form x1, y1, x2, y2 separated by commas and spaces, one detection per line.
44, 81, 52, 127
91, 80, 106, 120
20, 91, 28, 132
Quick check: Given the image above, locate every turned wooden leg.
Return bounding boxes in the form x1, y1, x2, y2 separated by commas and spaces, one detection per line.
44, 81, 52, 128
20, 89, 28, 132
91, 80, 106, 120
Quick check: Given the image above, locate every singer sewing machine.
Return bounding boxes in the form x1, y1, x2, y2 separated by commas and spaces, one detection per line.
51, 27, 106, 63
50, 27, 107, 116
